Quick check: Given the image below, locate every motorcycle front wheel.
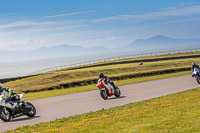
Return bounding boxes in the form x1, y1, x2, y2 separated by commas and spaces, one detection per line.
100, 90, 108, 100
0, 106, 11, 122
114, 87, 121, 97
196, 75, 200, 84
25, 102, 36, 117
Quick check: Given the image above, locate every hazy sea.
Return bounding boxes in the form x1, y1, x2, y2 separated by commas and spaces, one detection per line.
1, 51, 146, 79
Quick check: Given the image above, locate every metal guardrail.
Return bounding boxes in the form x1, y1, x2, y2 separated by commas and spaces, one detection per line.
30, 48, 200, 75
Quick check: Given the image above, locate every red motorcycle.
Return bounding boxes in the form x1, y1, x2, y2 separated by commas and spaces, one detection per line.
97, 78, 121, 100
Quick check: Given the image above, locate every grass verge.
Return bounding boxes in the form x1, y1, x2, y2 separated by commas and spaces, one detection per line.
9, 87, 200, 133
23, 71, 190, 101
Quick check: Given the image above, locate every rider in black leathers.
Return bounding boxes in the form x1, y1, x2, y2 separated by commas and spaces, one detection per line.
192, 62, 200, 71
192, 62, 200, 77
98, 72, 116, 90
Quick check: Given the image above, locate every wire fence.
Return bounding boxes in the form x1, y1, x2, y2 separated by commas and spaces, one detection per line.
30, 48, 200, 75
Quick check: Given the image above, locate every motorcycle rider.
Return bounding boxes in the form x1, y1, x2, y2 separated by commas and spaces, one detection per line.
192, 62, 200, 77
192, 62, 200, 72
0, 83, 19, 101
98, 72, 116, 90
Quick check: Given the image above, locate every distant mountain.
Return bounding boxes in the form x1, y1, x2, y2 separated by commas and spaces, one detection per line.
120, 35, 200, 51
36, 44, 109, 57
1, 35, 200, 63
1, 44, 109, 62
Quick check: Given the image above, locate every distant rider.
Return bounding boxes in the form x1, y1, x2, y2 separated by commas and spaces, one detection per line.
0, 83, 19, 101
192, 62, 200, 72
98, 72, 116, 89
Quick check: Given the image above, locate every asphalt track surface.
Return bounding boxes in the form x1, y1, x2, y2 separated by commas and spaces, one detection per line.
0, 75, 199, 132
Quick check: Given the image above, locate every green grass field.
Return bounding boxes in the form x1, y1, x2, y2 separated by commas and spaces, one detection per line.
9, 87, 200, 133
3, 51, 199, 100
23, 71, 190, 101
4, 51, 200, 132
5, 57, 199, 93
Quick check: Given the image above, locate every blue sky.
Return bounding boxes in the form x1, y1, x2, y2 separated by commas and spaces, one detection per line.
0, 0, 200, 51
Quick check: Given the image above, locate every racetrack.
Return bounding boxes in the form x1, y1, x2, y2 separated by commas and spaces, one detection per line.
0, 75, 199, 132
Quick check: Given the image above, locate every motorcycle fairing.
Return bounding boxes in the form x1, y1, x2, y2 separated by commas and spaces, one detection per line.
193, 68, 200, 75
102, 81, 114, 96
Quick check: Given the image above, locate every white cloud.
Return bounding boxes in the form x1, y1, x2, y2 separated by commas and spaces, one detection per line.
43, 11, 93, 18
92, 5, 200, 22
93, 15, 131, 22
0, 38, 32, 51
164, 17, 200, 24
134, 5, 200, 19
179, 1, 198, 6
0, 21, 56, 31
1, 12, 16, 16
105, 33, 116, 41
0, 20, 84, 36
1, 4, 200, 51
0, 21, 198, 51
83, 39, 91, 44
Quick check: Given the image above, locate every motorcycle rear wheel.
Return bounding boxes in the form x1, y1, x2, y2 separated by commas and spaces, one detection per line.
0, 107, 11, 122
100, 90, 108, 100
25, 102, 36, 117
114, 87, 121, 97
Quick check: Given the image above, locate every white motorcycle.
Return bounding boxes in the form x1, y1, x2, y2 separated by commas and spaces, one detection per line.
0, 91, 36, 122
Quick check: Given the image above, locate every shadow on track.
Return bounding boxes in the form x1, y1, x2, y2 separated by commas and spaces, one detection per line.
9, 116, 40, 122
108, 95, 126, 100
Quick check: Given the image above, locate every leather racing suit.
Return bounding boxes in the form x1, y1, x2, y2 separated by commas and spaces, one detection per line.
0, 83, 17, 101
